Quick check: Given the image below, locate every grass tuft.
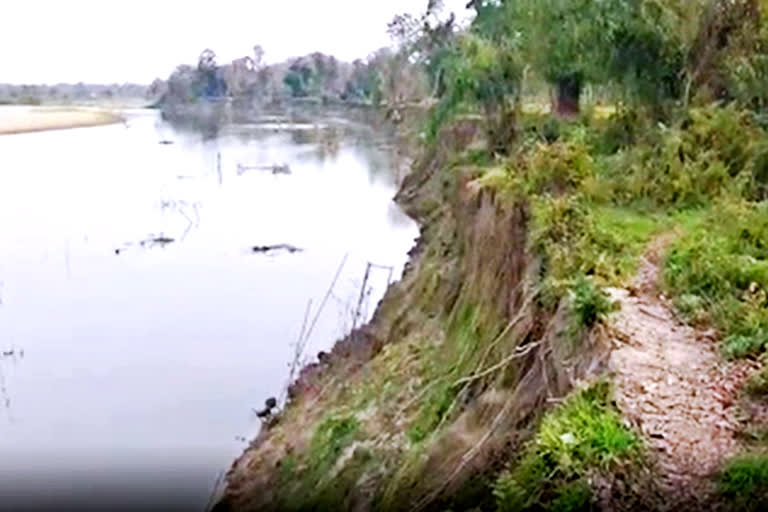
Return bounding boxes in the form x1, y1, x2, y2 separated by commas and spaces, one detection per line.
718, 454, 768, 511
745, 366, 768, 398
493, 382, 637, 512
568, 275, 616, 330
664, 201, 768, 358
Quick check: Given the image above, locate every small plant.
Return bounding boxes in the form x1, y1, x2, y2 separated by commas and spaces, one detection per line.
664, 202, 768, 359
674, 293, 709, 325
569, 275, 616, 330
724, 332, 768, 360
494, 382, 637, 512
718, 454, 768, 511
308, 414, 360, 476
550, 479, 593, 512
745, 366, 768, 398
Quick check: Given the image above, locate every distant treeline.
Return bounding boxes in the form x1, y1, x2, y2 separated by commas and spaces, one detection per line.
153, 43, 434, 114
0, 83, 149, 105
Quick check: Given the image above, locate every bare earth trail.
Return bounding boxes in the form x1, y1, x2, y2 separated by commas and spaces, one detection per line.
605, 236, 756, 509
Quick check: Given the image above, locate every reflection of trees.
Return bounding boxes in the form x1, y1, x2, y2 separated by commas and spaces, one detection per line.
161, 102, 226, 141
290, 129, 314, 145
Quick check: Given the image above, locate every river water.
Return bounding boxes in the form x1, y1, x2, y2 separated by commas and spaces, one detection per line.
0, 109, 418, 510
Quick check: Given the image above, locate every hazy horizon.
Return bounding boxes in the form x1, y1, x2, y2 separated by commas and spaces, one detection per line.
2, 0, 470, 85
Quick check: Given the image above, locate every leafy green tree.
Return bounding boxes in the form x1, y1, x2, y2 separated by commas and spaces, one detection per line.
430, 33, 523, 151
283, 70, 306, 98
468, 0, 693, 115
388, 0, 458, 97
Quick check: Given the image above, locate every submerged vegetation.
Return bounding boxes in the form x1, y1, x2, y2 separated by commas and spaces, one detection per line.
216, 0, 768, 510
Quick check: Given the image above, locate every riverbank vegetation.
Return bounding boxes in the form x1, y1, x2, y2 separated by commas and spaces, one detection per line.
214, 0, 768, 510
0, 83, 149, 107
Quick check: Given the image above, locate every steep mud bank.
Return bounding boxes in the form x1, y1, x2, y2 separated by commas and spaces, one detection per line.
212, 122, 612, 511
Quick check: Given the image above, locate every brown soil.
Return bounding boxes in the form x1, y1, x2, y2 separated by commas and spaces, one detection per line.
605, 235, 756, 509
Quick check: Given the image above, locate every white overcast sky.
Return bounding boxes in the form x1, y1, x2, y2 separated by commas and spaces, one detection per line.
1, 0, 471, 85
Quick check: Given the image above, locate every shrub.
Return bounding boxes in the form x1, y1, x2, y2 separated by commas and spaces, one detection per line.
664, 201, 768, 358
569, 275, 616, 330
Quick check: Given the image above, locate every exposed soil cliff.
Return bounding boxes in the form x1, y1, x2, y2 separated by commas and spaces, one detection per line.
212, 120, 611, 511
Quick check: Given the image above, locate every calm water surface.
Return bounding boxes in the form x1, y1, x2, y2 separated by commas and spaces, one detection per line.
0, 110, 418, 510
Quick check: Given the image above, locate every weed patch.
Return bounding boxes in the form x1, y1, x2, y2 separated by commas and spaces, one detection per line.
308, 414, 361, 478
718, 454, 768, 511
664, 201, 768, 358
493, 382, 638, 511
746, 366, 768, 398
568, 275, 617, 332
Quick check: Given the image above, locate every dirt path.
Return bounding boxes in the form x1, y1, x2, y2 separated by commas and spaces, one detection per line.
606, 236, 754, 508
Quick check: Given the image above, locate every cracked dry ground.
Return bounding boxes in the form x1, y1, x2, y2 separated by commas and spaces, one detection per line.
605, 238, 756, 509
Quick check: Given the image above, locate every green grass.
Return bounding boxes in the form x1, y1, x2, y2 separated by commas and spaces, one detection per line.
493, 382, 638, 512
664, 201, 768, 358
568, 275, 617, 334
718, 454, 768, 511
532, 199, 662, 307
746, 366, 768, 398
308, 414, 360, 473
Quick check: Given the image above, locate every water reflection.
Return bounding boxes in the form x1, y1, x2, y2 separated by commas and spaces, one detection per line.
0, 109, 418, 510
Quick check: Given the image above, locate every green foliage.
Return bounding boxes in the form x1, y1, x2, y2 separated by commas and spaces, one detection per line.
309, 414, 360, 475
550, 480, 593, 512
427, 33, 522, 145
599, 105, 768, 207
530, 196, 660, 303
725, 15, 768, 113
521, 135, 595, 196
467, 123, 661, 306
283, 71, 307, 98
587, 107, 653, 155
403, 301, 495, 445
493, 382, 637, 512
473, 0, 688, 111
273, 413, 366, 511
664, 201, 768, 358
745, 366, 768, 398
407, 378, 460, 444
569, 275, 616, 330
718, 454, 768, 511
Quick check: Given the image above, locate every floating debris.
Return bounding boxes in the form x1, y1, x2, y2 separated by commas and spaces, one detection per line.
116, 235, 176, 254
271, 164, 291, 175
237, 163, 292, 176
141, 236, 175, 247
252, 244, 303, 255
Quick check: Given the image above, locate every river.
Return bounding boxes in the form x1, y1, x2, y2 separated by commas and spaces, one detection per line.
0, 109, 418, 510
